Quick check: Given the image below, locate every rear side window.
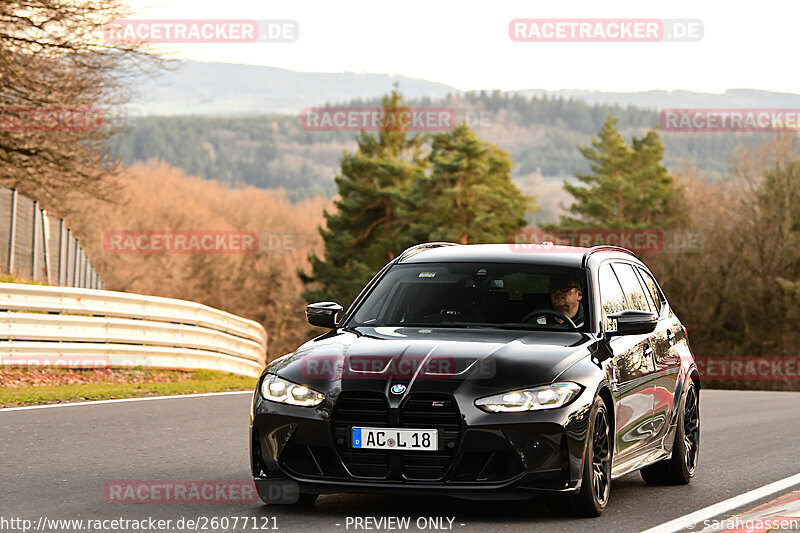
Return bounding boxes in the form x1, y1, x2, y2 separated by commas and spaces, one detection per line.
637, 267, 665, 314
634, 268, 658, 312
612, 263, 652, 312
599, 263, 627, 331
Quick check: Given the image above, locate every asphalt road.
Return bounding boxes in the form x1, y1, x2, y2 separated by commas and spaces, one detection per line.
1, 389, 799, 533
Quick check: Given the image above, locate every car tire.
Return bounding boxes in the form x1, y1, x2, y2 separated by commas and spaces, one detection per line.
550, 395, 612, 517
641, 381, 699, 486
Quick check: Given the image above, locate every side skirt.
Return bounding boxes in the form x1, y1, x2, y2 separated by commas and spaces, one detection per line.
610, 445, 671, 480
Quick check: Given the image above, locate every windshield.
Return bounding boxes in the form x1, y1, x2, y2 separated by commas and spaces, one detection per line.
347, 262, 590, 331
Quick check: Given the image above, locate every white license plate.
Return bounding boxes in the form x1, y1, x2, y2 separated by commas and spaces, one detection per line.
351, 427, 438, 451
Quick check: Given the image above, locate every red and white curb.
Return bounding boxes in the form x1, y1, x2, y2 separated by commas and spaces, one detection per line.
642, 473, 800, 533
698, 490, 800, 532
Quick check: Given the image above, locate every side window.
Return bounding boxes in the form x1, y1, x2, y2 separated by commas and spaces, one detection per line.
599, 263, 627, 331
637, 267, 665, 315
612, 263, 652, 312
634, 268, 658, 314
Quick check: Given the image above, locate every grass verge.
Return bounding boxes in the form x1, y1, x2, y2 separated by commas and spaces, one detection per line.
0, 368, 257, 408
0, 275, 47, 285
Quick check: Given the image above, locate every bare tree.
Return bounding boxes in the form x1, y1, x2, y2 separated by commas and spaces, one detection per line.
649, 135, 800, 359
0, 0, 161, 212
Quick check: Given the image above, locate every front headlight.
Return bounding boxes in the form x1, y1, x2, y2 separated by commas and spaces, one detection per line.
260, 374, 325, 407
475, 382, 582, 412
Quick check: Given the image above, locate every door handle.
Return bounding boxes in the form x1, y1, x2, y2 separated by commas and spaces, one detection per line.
666, 329, 676, 345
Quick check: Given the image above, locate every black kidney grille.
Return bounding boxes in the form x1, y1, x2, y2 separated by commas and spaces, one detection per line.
399, 394, 462, 480
332, 392, 391, 478
401, 395, 461, 429
333, 394, 390, 425
331, 391, 462, 481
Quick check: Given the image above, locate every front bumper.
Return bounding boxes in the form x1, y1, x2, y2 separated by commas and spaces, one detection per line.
250, 386, 593, 499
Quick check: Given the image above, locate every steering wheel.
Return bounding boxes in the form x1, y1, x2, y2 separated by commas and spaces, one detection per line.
520, 309, 578, 329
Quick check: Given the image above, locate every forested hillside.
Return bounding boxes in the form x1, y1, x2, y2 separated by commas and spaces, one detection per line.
110, 91, 771, 206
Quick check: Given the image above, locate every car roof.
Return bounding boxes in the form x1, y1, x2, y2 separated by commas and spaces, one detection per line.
397, 243, 639, 268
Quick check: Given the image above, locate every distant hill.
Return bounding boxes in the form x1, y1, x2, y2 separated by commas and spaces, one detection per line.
130, 61, 800, 115
114, 62, 793, 223
516, 88, 800, 110
133, 61, 457, 115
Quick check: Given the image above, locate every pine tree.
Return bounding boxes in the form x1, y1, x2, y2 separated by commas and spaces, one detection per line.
627, 130, 684, 226
302, 96, 533, 308
300, 90, 427, 307
300, 101, 530, 304
559, 115, 682, 229
406, 124, 530, 244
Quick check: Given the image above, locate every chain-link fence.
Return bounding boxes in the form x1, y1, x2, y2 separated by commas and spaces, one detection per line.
0, 187, 103, 288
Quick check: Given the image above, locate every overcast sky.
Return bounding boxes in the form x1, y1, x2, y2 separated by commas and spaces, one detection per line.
128, 0, 799, 94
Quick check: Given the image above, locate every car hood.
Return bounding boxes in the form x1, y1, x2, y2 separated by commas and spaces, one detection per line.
267, 326, 598, 394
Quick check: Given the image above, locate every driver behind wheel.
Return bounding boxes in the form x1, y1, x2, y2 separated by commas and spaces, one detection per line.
537, 275, 585, 328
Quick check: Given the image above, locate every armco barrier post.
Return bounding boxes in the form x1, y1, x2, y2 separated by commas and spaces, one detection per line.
72, 240, 80, 287
31, 200, 39, 281
0, 187, 103, 288
42, 210, 51, 285
58, 220, 66, 286
7, 189, 17, 274
80, 251, 86, 288
67, 232, 74, 286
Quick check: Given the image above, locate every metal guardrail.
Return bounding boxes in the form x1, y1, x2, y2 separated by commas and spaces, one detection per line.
0, 283, 267, 378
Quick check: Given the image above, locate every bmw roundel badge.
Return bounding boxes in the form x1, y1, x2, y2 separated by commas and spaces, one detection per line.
390, 384, 406, 395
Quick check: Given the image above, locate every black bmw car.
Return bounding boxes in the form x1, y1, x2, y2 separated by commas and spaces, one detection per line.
250, 242, 700, 517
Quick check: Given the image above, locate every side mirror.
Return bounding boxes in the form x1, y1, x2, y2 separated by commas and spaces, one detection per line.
607, 310, 657, 336
306, 301, 343, 329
